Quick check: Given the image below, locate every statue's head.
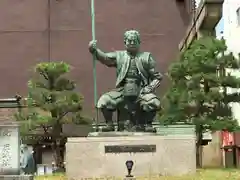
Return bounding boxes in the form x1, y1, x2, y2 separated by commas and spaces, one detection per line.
124, 30, 140, 54
20, 144, 28, 153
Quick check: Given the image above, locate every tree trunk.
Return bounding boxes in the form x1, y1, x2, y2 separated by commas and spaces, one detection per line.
196, 141, 202, 168
52, 140, 63, 169
51, 122, 63, 170
196, 127, 203, 168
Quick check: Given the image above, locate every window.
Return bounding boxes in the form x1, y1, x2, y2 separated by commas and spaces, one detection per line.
237, 7, 240, 26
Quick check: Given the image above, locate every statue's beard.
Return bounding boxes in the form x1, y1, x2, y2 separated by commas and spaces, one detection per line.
126, 46, 139, 54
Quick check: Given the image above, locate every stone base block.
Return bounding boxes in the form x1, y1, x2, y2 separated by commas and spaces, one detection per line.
66, 135, 196, 179
0, 175, 34, 180
123, 177, 136, 180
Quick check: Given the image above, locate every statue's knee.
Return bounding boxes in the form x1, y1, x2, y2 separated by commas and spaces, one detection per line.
141, 105, 149, 111
154, 99, 161, 109
97, 94, 110, 108
97, 94, 119, 109
141, 99, 161, 112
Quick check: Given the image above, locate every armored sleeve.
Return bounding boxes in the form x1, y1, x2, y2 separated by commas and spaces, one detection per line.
96, 50, 117, 67
147, 54, 163, 90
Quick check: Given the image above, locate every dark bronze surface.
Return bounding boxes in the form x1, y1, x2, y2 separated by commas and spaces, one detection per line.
105, 144, 156, 153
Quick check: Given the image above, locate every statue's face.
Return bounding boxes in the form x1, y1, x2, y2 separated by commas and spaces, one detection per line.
125, 34, 140, 53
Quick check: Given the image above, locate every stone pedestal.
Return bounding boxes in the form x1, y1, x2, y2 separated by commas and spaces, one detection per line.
66, 133, 196, 179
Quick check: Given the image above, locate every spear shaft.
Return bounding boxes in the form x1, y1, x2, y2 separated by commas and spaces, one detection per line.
91, 0, 99, 131
91, 0, 97, 106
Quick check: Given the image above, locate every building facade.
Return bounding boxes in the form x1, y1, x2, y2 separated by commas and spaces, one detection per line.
222, 0, 240, 52
218, 0, 240, 122
0, 0, 193, 117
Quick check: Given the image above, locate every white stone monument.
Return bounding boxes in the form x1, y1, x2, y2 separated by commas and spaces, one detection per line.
0, 124, 20, 175
0, 124, 33, 180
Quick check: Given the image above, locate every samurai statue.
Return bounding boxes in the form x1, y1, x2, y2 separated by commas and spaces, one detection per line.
88, 30, 162, 132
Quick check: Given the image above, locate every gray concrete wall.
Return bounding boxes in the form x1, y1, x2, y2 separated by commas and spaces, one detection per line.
202, 131, 223, 167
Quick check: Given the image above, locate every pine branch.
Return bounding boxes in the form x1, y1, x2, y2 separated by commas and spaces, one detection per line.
39, 71, 49, 81
15, 62, 87, 139
161, 36, 240, 132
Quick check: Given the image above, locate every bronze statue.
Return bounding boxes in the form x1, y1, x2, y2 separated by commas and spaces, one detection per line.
89, 30, 162, 132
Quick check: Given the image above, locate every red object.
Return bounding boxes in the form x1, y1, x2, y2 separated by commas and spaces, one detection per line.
222, 131, 234, 147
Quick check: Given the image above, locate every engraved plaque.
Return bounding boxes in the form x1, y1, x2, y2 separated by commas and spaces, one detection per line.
0, 125, 20, 175
105, 145, 156, 153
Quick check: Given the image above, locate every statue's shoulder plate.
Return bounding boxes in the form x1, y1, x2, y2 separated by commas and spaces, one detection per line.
115, 50, 127, 64
138, 52, 151, 67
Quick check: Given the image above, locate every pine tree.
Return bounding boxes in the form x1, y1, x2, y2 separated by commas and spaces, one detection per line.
160, 36, 240, 167
15, 62, 86, 168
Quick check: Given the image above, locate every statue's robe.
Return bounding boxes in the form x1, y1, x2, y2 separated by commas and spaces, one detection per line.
97, 51, 162, 112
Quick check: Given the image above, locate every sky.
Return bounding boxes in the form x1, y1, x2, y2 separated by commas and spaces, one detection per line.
196, 0, 201, 8
215, 18, 224, 38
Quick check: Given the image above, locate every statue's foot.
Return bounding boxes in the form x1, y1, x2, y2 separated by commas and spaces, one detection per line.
135, 125, 145, 132
145, 125, 156, 133
102, 123, 115, 132
123, 120, 133, 132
